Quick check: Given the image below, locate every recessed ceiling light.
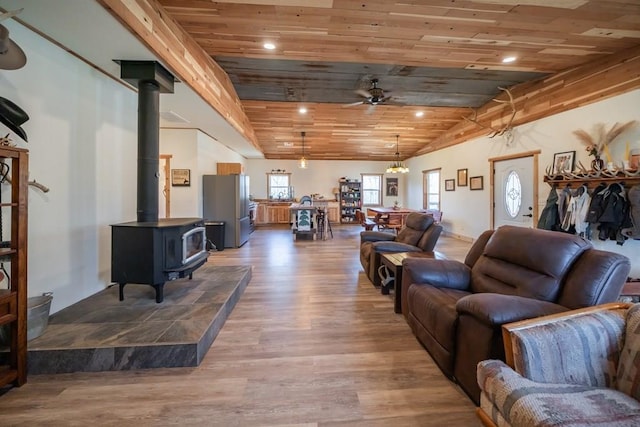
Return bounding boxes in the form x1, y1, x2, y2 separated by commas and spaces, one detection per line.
264, 42, 276, 50
299, 107, 307, 114
283, 142, 293, 147
502, 56, 517, 63
415, 111, 424, 117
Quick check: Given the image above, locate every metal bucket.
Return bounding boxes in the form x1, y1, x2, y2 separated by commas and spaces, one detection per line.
27, 293, 53, 341
0, 293, 53, 345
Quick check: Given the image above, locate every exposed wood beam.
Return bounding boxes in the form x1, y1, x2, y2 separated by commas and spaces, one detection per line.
97, 0, 260, 151
419, 45, 640, 156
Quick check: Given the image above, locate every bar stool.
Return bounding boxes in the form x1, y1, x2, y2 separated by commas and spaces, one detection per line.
315, 208, 333, 240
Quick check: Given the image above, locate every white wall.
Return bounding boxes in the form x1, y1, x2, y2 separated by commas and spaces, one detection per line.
160, 128, 246, 218
406, 89, 640, 276
245, 158, 408, 206
0, 21, 138, 313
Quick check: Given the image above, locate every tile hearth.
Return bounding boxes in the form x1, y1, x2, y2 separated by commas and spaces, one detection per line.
25, 263, 251, 374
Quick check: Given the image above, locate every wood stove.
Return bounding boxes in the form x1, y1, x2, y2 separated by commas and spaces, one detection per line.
110, 61, 208, 303
111, 218, 208, 303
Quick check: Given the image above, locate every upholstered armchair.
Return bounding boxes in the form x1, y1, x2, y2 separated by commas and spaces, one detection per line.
360, 212, 442, 287
477, 303, 640, 427
401, 225, 631, 405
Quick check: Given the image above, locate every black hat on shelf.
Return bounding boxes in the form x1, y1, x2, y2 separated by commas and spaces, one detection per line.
0, 97, 28, 142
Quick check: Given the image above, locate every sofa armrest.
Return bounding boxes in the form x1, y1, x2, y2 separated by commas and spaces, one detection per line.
370, 241, 420, 253
360, 230, 396, 243
402, 258, 471, 291
456, 293, 568, 327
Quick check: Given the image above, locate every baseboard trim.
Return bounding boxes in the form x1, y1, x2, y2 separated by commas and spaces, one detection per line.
442, 231, 474, 243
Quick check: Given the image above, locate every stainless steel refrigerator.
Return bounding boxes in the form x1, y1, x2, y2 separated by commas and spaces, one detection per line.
202, 174, 250, 248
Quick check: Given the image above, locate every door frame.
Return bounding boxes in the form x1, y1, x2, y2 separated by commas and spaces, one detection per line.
160, 154, 172, 218
489, 150, 541, 230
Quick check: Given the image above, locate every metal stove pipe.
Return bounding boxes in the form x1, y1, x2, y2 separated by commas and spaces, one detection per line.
137, 80, 160, 223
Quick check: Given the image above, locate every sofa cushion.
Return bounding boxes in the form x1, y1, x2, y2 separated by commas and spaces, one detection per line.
396, 213, 433, 246
617, 304, 640, 399
478, 359, 640, 427
470, 226, 592, 300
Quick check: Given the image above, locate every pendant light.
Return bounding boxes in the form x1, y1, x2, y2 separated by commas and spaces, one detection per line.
386, 134, 409, 173
298, 131, 308, 169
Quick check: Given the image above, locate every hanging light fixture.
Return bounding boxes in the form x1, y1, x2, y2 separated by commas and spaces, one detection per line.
298, 131, 308, 169
386, 134, 409, 173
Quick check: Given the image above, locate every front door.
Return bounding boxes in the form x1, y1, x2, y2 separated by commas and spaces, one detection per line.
493, 155, 536, 229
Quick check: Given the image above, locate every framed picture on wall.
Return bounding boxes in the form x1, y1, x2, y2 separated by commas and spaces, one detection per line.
171, 169, 191, 186
386, 177, 399, 196
457, 168, 468, 187
445, 179, 455, 191
553, 150, 576, 174
470, 176, 484, 190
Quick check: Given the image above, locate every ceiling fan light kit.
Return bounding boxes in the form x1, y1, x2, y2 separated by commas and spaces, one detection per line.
298, 131, 308, 169
386, 135, 409, 174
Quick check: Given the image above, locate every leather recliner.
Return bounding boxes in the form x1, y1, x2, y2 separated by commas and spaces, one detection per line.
360, 212, 442, 286
400, 225, 631, 405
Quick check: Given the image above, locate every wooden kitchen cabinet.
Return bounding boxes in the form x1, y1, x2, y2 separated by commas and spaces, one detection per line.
216, 162, 243, 175
327, 202, 339, 224
255, 203, 268, 225
267, 205, 291, 224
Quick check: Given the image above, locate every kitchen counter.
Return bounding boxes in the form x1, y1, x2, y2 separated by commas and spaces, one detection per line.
254, 200, 339, 225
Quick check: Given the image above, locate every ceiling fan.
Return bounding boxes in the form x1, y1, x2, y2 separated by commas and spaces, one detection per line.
344, 78, 390, 108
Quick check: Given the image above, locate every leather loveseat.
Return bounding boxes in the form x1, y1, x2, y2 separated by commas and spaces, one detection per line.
360, 212, 442, 287
400, 225, 631, 404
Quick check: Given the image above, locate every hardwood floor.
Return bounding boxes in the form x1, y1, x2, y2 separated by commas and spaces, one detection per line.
0, 225, 478, 426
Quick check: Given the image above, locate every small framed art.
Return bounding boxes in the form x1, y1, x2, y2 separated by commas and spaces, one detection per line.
552, 151, 575, 174
457, 168, 468, 187
386, 177, 399, 196
470, 176, 484, 190
445, 179, 455, 191
171, 169, 191, 186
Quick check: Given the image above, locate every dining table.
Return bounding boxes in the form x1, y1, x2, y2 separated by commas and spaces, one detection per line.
366, 207, 419, 229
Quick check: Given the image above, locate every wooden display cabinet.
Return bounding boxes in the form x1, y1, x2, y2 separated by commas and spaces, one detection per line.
339, 181, 362, 223
0, 146, 28, 388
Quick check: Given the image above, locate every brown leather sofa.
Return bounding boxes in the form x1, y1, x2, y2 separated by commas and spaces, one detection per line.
400, 225, 631, 405
360, 212, 442, 287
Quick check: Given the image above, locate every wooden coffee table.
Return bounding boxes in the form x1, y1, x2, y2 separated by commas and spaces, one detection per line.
381, 251, 447, 314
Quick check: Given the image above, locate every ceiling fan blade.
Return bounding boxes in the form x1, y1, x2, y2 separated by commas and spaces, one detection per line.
343, 101, 365, 107
365, 104, 376, 115
355, 89, 372, 98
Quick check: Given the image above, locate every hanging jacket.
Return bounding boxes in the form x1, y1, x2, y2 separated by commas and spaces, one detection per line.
586, 183, 608, 224
568, 185, 591, 237
537, 186, 560, 231
596, 183, 630, 245
560, 185, 590, 236
558, 185, 571, 230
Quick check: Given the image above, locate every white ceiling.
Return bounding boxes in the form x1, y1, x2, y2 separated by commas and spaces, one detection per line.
0, 0, 264, 158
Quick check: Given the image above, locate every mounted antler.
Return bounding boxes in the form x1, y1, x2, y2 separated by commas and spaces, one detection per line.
463, 87, 517, 141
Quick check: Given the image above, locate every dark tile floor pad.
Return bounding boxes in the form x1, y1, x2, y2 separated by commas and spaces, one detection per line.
25, 263, 251, 374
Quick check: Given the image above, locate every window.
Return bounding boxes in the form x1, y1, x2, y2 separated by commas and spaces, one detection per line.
267, 173, 291, 199
504, 170, 522, 218
361, 174, 382, 206
423, 168, 441, 210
